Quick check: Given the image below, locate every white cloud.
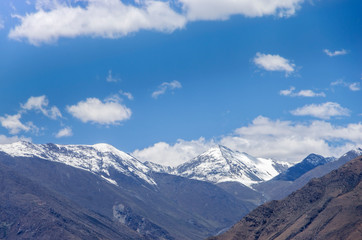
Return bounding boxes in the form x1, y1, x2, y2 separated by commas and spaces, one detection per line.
55, 126, 73, 138
152, 80, 182, 99
0, 135, 31, 144
132, 137, 215, 167
133, 116, 362, 165
9, 0, 186, 45
349, 82, 361, 91
106, 70, 120, 82
21, 95, 62, 119
67, 97, 132, 125
0, 114, 36, 134
254, 52, 295, 74
323, 49, 348, 57
291, 102, 350, 119
331, 79, 360, 91
280, 86, 326, 97
220, 116, 362, 162
119, 90, 134, 100
8, 0, 306, 45
179, 0, 304, 21
35, 0, 62, 10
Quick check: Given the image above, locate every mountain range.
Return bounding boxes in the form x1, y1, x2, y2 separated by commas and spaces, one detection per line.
209, 155, 362, 240
0, 141, 360, 239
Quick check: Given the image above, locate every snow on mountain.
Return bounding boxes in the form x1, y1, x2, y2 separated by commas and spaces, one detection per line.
174, 145, 290, 187
0, 141, 156, 186
304, 153, 335, 166
144, 161, 173, 174
346, 147, 362, 157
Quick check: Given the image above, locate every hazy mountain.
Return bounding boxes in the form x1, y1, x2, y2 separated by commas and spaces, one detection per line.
254, 148, 362, 201
209, 155, 362, 240
174, 145, 290, 187
273, 153, 335, 181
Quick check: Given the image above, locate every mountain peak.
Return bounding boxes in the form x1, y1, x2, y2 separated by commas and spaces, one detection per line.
92, 143, 120, 152
175, 146, 289, 187
304, 153, 326, 165
351, 147, 362, 156
273, 153, 335, 181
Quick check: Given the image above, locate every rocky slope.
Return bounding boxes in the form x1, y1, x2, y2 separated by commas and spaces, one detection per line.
209, 155, 362, 240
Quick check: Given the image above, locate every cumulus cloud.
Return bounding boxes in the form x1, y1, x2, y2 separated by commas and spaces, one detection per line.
0, 114, 37, 135
152, 80, 182, 99
21, 95, 62, 119
180, 0, 303, 21
67, 97, 132, 125
8, 0, 306, 45
134, 116, 362, 165
291, 102, 350, 119
9, 0, 186, 45
253, 52, 295, 75
220, 116, 362, 162
280, 86, 326, 97
132, 137, 215, 167
331, 79, 360, 91
55, 126, 73, 138
323, 49, 348, 57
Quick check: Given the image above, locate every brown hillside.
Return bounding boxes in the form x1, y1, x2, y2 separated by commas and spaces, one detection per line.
209, 156, 362, 240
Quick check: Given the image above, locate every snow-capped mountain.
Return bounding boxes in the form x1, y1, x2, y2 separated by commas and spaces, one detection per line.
0, 141, 156, 186
174, 145, 291, 187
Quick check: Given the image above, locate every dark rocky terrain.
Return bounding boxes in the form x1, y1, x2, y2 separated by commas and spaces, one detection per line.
0, 162, 143, 240
209, 155, 362, 240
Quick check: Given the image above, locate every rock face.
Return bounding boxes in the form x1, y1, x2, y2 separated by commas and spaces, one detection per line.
209, 155, 362, 240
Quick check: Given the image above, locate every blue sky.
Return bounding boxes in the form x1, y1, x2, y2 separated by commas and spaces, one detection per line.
0, 0, 361, 166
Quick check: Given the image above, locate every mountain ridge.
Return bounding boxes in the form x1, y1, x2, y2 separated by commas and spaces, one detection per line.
0, 141, 156, 186
209, 155, 362, 240
273, 153, 336, 181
